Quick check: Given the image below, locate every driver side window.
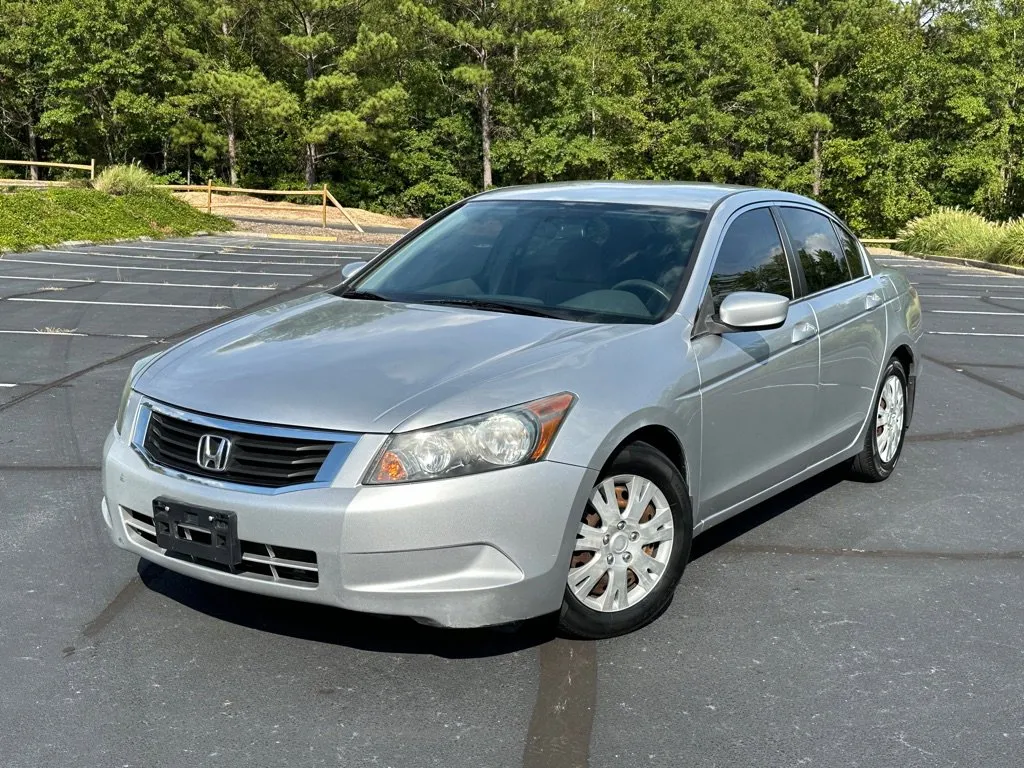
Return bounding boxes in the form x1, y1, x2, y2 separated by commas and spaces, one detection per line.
709, 208, 792, 310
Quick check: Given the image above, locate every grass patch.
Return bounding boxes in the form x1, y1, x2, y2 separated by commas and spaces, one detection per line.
0, 188, 232, 252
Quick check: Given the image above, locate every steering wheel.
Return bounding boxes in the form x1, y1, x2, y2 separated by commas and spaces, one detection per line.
611, 279, 673, 310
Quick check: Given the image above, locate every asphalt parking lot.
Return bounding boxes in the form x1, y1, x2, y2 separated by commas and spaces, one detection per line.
1, 239, 1022, 767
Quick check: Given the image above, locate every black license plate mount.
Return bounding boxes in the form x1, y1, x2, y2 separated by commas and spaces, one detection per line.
153, 497, 241, 569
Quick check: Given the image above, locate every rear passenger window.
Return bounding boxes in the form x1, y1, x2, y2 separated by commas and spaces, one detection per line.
833, 224, 865, 279
708, 208, 792, 310
778, 208, 851, 293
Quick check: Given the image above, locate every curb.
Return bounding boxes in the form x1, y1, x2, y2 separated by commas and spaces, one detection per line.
893, 250, 1024, 277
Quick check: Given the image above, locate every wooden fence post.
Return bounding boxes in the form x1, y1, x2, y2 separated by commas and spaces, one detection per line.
90, 158, 96, 180
322, 185, 328, 229
206, 179, 213, 215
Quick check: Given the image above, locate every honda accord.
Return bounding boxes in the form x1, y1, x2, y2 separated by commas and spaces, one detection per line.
102, 182, 922, 638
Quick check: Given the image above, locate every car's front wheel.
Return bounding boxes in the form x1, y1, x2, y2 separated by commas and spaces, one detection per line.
851, 357, 909, 481
559, 442, 692, 639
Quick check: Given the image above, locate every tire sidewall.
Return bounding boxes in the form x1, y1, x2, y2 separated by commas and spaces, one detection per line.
559, 442, 692, 639
871, 359, 908, 478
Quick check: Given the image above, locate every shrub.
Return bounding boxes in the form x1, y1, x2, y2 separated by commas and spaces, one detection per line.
93, 163, 156, 196
992, 219, 1024, 266
896, 207, 1003, 262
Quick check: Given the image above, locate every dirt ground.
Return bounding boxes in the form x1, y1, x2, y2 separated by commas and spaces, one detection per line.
174, 191, 422, 231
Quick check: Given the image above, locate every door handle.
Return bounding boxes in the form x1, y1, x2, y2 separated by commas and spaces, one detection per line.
865, 291, 883, 310
791, 321, 817, 344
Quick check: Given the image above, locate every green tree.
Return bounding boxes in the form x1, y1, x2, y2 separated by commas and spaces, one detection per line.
0, 1, 47, 177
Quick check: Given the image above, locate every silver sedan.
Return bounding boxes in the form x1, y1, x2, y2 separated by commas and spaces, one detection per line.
101, 182, 922, 638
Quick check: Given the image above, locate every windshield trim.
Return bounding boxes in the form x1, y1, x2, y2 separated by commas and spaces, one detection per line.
334, 198, 714, 325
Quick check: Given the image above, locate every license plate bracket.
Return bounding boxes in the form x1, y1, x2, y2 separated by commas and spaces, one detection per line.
153, 497, 241, 569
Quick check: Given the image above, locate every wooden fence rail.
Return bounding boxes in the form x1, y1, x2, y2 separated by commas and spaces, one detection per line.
156, 181, 364, 233
0, 158, 95, 179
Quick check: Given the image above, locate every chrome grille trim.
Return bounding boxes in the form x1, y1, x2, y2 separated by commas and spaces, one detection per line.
130, 398, 359, 495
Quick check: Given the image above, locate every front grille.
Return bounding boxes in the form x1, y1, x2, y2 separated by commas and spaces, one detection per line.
143, 409, 335, 488
121, 506, 319, 586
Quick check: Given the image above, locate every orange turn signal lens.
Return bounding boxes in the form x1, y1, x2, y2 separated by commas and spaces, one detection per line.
525, 392, 576, 460
375, 450, 408, 483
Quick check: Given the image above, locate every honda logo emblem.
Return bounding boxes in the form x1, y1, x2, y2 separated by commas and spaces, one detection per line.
196, 434, 231, 472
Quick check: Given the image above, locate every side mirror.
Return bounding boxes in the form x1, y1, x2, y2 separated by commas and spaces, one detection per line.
341, 261, 367, 280
716, 291, 790, 331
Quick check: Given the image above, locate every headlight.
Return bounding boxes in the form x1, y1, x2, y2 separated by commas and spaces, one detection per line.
115, 353, 160, 434
366, 392, 576, 484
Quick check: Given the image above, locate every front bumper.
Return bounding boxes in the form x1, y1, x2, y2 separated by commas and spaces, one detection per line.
102, 428, 595, 627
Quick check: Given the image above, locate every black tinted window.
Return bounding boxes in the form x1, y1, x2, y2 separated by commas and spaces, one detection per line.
709, 208, 791, 310
833, 224, 865, 279
779, 208, 851, 293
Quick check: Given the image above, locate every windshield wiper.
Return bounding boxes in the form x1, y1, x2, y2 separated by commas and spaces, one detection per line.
341, 289, 392, 302
419, 297, 560, 318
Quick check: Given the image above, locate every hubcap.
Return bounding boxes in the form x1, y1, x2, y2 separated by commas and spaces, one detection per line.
875, 374, 906, 464
567, 474, 674, 613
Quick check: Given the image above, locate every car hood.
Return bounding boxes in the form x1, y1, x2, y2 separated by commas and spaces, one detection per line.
135, 294, 614, 433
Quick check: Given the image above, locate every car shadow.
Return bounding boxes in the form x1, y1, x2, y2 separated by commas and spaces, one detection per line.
138, 463, 849, 656
137, 559, 559, 658
689, 463, 849, 561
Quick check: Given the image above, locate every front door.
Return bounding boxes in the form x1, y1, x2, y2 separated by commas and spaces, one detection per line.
692, 206, 821, 523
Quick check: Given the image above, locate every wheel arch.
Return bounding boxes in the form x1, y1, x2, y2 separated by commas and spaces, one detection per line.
607, 425, 688, 483
891, 343, 915, 376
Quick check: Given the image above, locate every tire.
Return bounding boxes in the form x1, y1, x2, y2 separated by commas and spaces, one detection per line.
850, 357, 908, 482
558, 442, 692, 640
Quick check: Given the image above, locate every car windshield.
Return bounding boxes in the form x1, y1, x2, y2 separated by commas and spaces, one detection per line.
341, 200, 707, 323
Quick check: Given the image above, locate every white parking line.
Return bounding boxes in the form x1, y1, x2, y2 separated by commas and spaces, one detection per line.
0, 383, 16, 388
943, 272, 1024, 279
876, 261, 948, 269
0, 275, 276, 291
928, 331, 1024, 338
2, 258, 312, 278
914, 282, 1024, 289
161, 237, 381, 249
928, 310, 1024, 316
0, 328, 149, 338
98, 243, 366, 259
0, 274, 276, 290
0, 275, 91, 284
216, 253, 364, 264
917, 293, 1024, 300
101, 279, 276, 291
0, 328, 87, 337
224, 245, 382, 253
45, 249, 339, 269
7, 297, 228, 310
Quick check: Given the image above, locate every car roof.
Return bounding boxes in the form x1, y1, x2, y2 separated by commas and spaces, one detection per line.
472, 181, 824, 213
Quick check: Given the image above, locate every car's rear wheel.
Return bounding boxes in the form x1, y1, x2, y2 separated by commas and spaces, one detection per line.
851, 357, 908, 481
559, 442, 692, 639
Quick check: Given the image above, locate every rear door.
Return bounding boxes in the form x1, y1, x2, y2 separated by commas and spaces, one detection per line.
692, 206, 821, 521
776, 206, 888, 457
